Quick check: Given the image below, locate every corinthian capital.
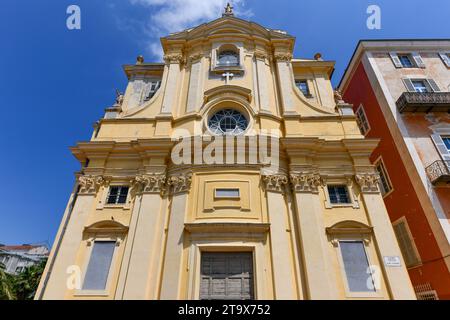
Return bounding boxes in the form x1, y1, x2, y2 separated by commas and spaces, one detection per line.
78, 175, 104, 194
133, 174, 167, 194
167, 172, 192, 194
290, 172, 322, 193
262, 174, 289, 193
274, 52, 293, 62
355, 173, 380, 193
163, 53, 185, 65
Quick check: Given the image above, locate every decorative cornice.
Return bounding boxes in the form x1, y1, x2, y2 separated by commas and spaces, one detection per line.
163, 53, 185, 65
78, 175, 105, 194
355, 173, 380, 193
262, 174, 289, 193
274, 52, 293, 62
254, 51, 268, 61
167, 172, 193, 194
290, 172, 322, 193
133, 174, 167, 194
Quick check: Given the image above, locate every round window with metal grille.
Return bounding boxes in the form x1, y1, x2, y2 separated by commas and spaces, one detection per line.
208, 109, 248, 135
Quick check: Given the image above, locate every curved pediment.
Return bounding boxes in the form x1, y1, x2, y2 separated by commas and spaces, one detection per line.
204, 85, 252, 104
84, 220, 129, 234
326, 220, 373, 235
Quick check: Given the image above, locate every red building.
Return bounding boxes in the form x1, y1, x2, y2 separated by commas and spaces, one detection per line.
339, 40, 450, 299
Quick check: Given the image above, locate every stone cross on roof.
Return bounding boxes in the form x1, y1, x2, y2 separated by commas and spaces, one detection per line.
223, 2, 234, 17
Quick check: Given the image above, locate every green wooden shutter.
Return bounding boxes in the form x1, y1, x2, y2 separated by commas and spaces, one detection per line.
427, 79, 441, 92
393, 221, 420, 268
402, 78, 415, 92
431, 134, 450, 161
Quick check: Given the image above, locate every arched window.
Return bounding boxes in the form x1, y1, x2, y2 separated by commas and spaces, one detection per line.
217, 46, 239, 67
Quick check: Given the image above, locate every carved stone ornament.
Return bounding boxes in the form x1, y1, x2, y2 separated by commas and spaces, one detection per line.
167, 172, 193, 194
274, 52, 293, 62
254, 51, 268, 61
189, 53, 203, 63
262, 174, 289, 193
133, 174, 167, 194
78, 175, 105, 194
355, 173, 380, 193
290, 173, 322, 193
163, 53, 185, 65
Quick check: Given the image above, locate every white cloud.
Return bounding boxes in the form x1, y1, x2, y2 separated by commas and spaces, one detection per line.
129, 0, 252, 60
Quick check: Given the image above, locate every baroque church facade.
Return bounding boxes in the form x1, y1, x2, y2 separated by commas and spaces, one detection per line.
36, 6, 416, 300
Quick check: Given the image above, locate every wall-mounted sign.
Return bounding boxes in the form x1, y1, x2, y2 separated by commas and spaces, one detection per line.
383, 256, 401, 267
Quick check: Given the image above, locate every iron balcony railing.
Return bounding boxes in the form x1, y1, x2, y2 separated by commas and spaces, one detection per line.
396, 92, 450, 113
426, 160, 450, 185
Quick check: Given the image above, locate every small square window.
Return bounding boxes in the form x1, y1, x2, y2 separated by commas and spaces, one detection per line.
295, 80, 311, 97
398, 54, 414, 68
328, 185, 351, 204
215, 188, 240, 198
106, 186, 129, 205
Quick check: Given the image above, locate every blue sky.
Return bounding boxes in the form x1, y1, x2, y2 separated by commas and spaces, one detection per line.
0, 0, 449, 246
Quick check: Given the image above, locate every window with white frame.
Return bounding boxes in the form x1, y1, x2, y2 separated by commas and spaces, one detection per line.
143, 81, 161, 102
403, 78, 441, 93
398, 54, 415, 68
339, 241, 376, 293
82, 241, 116, 291
355, 105, 370, 135
327, 185, 351, 204
215, 188, 240, 198
106, 186, 129, 205
441, 136, 450, 151
375, 160, 392, 196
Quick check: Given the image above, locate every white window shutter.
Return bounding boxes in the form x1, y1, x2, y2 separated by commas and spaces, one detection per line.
402, 78, 415, 92
389, 52, 403, 68
431, 134, 450, 161
438, 52, 450, 67
427, 79, 441, 92
412, 52, 426, 68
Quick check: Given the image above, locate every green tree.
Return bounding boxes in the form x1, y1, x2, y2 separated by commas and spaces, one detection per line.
13, 259, 47, 300
0, 262, 16, 300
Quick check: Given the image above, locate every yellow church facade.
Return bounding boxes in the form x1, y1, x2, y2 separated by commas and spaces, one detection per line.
36, 7, 416, 300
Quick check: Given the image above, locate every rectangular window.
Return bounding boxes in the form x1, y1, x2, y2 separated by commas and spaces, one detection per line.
215, 188, 240, 198
398, 54, 415, 68
340, 241, 375, 293
375, 160, 392, 196
442, 137, 450, 151
82, 241, 116, 291
412, 80, 430, 93
106, 186, 129, 205
295, 80, 311, 97
393, 220, 421, 268
144, 81, 161, 101
355, 105, 370, 135
328, 185, 351, 204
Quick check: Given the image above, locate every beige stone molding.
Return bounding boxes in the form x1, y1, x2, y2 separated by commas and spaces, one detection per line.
290, 172, 322, 193
185, 223, 270, 234
78, 175, 105, 194
326, 221, 373, 247
188, 52, 203, 63
167, 172, 193, 194
262, 174, 289, 193
254, 51, 268, 61
133, 174, 167, 194
355, 173, 380, 193
274, 52, 293, 62
163, 53, 185, 65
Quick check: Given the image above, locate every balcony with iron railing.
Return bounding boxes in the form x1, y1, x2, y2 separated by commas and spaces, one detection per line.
396, 92, 450, 113
425, 160, 450, 185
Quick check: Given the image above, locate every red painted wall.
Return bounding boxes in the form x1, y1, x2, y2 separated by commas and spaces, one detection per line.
343, 62, 450, 299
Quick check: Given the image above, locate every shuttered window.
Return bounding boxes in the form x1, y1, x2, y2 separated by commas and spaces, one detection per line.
390, 52, 425, 68
439, 52, 450, 67
403, 78, 441, 93
340, 241, 376, 292
82, 241, 116, 291
355, 105, 370, 135
431, 134, 450, 161
375, 160, 392, 196
200, 252, 254, 300
393, 220, 421, 268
